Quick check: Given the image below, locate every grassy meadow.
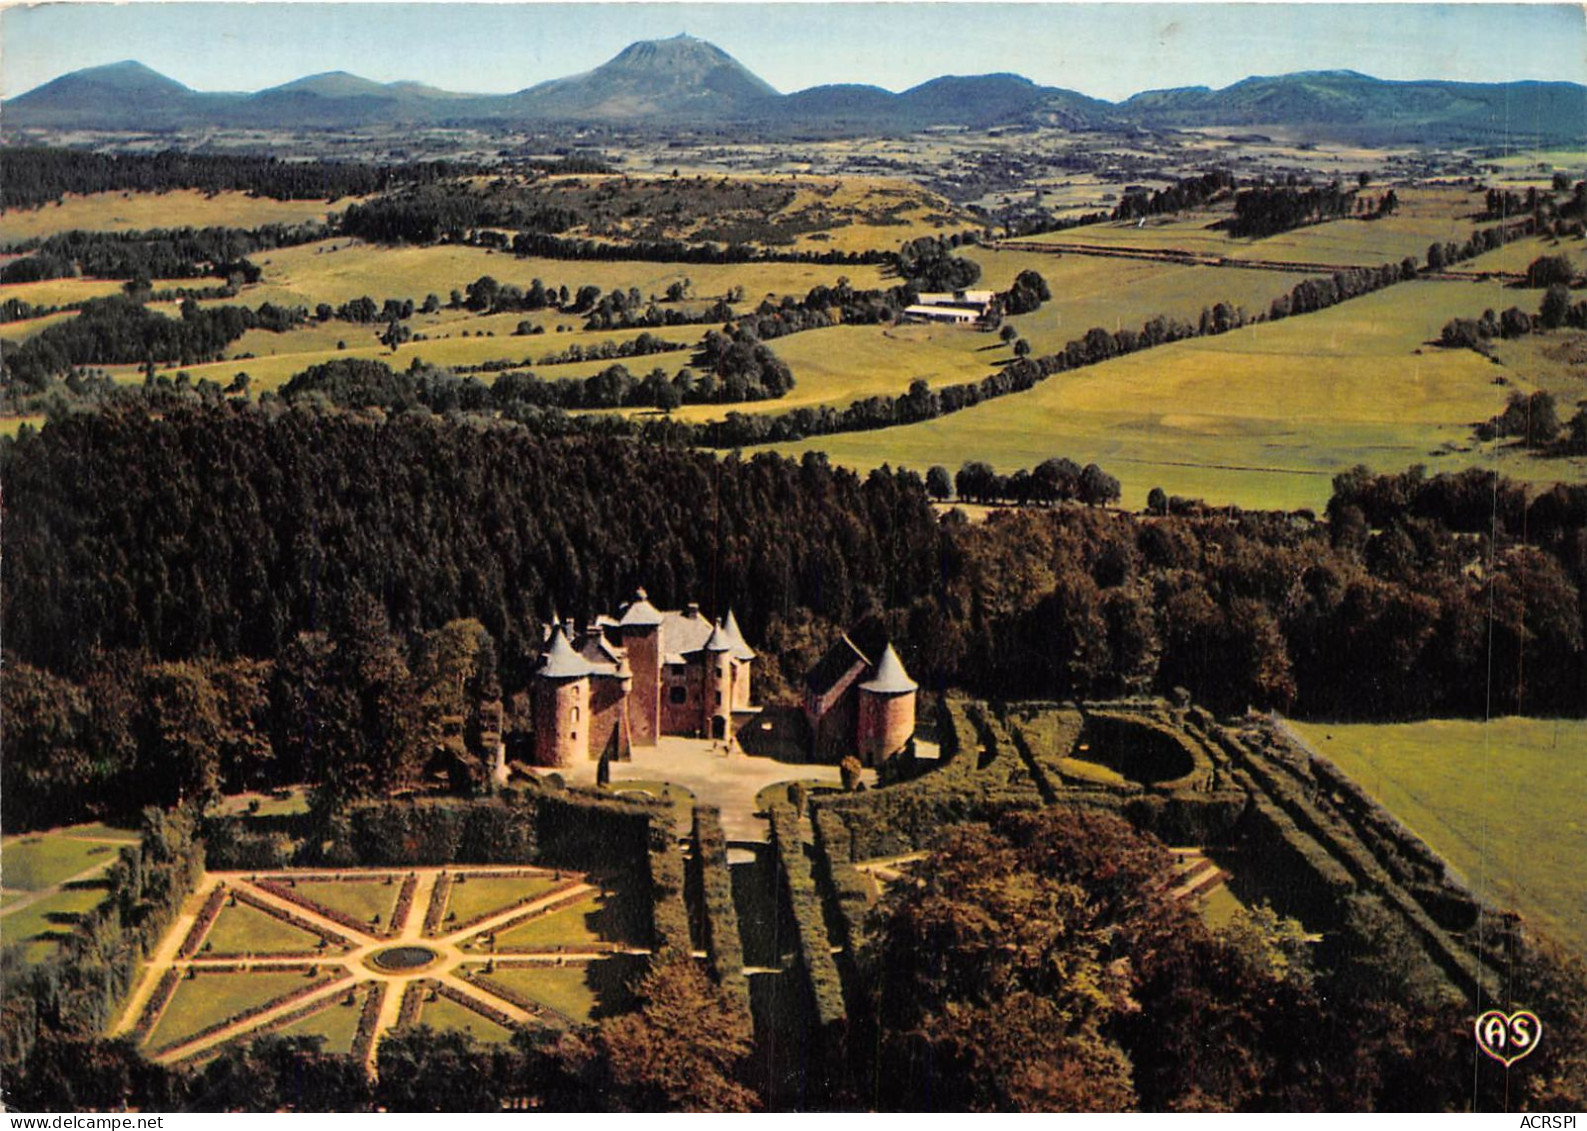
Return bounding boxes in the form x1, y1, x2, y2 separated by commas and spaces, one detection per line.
1027, 186, 1496, 267
766, 277, 1547, 512
1, 190, 348, 243
229, 239, 889, 310
1289, 717, 1587, 955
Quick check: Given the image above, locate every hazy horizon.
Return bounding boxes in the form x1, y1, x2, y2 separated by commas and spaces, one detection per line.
2, 2, 1583, 102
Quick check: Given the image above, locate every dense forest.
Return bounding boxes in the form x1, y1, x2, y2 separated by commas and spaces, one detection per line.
3, 404, 1583, 830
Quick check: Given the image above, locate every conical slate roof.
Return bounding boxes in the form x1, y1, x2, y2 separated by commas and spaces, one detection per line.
703, 620, 734, 652
860, 643, 918, 694
618, 587, 664, 627
539, 625, 594, 679
723, 610, 756, 661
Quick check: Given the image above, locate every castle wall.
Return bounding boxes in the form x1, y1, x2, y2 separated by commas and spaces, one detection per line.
810, 687, 858, 763
533, 677, 588, 767
732, 658, 751, 709
661, 663, 705, 736
857, 689, 915, 766
589, 676, 630, 762
625, 625, 661, 746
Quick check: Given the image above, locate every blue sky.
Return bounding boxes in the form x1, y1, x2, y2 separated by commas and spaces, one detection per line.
2, 3, 1582, 101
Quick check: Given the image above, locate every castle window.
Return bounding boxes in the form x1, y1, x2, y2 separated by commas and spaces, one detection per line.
571, 705, 581, 723
669, 686, 687, 705
715, 691, 723, 707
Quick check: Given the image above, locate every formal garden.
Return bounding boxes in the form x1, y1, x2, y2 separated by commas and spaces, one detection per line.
118, 863, 649, 1068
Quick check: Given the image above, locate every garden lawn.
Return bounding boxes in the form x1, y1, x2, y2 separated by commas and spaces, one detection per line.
1289, 717, 1587, 955
472, 961, 634, 1024
292, 879, 403, 928
488, 892, 611, 951
202, 901, 330, 956
276, 997, 362, 1054
445, 874, 568, 926
147, 970, 319, 1051
417, 994, 516, 1044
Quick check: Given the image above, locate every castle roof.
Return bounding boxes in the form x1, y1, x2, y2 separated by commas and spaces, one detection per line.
539, 625, 593, 679
660, 605, 715, 663
703, 620, 733, 652
860, 643, 918, 694
806, 615, 891, 695
576, 632, 629, 678
618, 588, 664, 628
723, 610, 756, 661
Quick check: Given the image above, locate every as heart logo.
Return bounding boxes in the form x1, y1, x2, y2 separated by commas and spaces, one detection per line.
1474, 1010, 1542, 1067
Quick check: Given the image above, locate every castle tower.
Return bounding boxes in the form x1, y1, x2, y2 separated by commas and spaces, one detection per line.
856, 644, 918, 766
702, 619, 735, 743
723, 609, 756, 709
533, 626, 593, 767
618, 588, 664, 747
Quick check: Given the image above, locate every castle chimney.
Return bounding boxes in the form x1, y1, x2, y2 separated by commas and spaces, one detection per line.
685, 602, 701, 618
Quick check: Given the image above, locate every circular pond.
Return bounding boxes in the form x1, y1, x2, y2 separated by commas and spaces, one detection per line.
366, 945, 441, 973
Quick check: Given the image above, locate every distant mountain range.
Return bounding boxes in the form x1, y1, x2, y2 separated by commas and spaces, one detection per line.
6, 35, 1583, 143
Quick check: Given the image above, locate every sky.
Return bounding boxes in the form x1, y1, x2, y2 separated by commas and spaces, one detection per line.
2, 2, 1582, 101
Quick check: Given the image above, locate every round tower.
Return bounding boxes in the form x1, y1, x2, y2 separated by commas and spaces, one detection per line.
533, 626, 593, 767
702, 619, 734, 742
856, 643, 918, 766
723, 609, 756, 709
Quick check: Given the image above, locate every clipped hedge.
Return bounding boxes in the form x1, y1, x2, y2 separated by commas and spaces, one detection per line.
648, 819, 693, 961
768, 805, 846, 1029
690, 806, 750, 1010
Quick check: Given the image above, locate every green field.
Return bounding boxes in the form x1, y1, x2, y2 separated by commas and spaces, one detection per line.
768, 276, 1552, 512
202, 900, 333, 955
227, 239, 889, 310
970, 250, 1312, 350
1, 834, 120, 890
292, 879, 403, 927
603, 780, 698, 825
444, 874, 567, 926
1289, 717, 1587, 954
1029, 186, 1494, 267
276, 997, 363, 1054
147, 970, 319, 1051
416, 993, 516, 1044
104, 318, 701, 394
1, 190, 349, 243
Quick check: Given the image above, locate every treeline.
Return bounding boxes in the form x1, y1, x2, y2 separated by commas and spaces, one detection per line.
1, 222, 331, 284
341, 184, 582, 244
2, 297, 306, 392
506, 229, 892, 268
1228, 182, 1359, 238
1113, 169, 1238, 221
280, 355, 753, 413
944, 457, 1120, 507
0, 147, 481, 211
